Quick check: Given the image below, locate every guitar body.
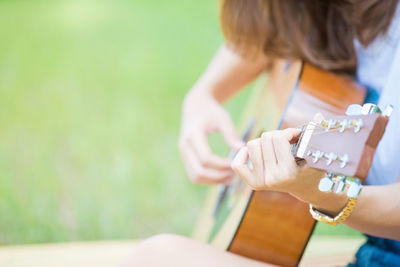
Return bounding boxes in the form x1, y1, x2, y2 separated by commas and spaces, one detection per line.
193, 61, 366, 266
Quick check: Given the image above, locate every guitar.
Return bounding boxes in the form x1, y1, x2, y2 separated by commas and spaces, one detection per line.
193, 60, 391, 266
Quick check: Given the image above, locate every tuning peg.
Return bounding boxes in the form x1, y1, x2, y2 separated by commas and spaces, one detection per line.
327, 119, 338, 131
319, 119, 340, 131
319, 120, 328, 128
339, 119, 349, 132
319, 174, 363, 197
323, 152, 337, 165
350, 118, 363, 133
346, 103, 390, 116
383, 105, 393, 117
307, 150, 324, 163
333, 175, 346, 194
346, 104, 363, 116
318, 173, 335, 193
361, 103, 382, 115
347, 179, 362, 198
338, 154, 349, 168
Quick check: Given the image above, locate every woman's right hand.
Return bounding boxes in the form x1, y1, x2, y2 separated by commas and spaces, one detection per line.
178, 45, 269, 185
178, 90, 244, 185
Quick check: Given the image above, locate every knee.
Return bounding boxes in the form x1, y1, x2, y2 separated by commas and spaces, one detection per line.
139, 234, 185, 251
122, 234, 186, 266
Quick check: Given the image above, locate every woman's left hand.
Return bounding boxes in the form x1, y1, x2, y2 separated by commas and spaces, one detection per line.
231, 128, 304, 193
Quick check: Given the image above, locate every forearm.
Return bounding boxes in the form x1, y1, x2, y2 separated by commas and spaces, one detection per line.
291, 172, 400, 240
189, 44, 270, 103
346, 183, 400, 240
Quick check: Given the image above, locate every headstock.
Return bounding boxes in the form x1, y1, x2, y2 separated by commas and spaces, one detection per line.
294, 103, 392, 197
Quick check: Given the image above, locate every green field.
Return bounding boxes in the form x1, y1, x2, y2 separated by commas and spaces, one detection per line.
0, 0, 360, 245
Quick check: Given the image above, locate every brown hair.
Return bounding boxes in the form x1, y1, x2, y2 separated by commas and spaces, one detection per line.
220, 0, 398, 75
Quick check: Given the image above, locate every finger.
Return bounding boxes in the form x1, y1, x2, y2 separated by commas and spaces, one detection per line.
246, 138, 266, 187
261, 131, 277, 168
180, 145, 233, 184
217, 115, 245, 150
189, 133, 231, 170
196, 169, 234, 185
282, 128, 302, 144
271, 132, 296, 166
231, 147, 256, 186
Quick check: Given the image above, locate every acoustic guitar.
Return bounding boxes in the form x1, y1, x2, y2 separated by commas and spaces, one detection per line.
193, 60, 391, 266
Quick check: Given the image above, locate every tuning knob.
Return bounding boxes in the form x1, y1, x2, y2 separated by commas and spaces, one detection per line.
346, 103, 391, 116
339, 119, 349, 132
346, 179, 363, 198
361, 103, 382, 115
352, 119, 363, 133
323, 152, 337, 165
326, 119, 338, 131
308, 150, 324, 163
383, 105, 394, 117
333, 175, 346, 194
318, 173, 335, 193
346, 104, 363, 116
338, 154, 349, 168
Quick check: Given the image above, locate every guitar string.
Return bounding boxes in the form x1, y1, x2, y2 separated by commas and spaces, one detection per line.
296, 121, 354, 136
245, 122, 350, 145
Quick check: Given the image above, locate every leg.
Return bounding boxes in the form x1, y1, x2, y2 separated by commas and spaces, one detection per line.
122, 234, 271, 267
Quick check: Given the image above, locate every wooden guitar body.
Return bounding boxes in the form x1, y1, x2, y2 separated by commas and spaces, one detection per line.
193, 61, 366, 266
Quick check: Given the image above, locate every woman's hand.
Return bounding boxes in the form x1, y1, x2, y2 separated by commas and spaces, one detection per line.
179, 90, 244, 185
178, 45, 269, 185
231, 128, 304, 193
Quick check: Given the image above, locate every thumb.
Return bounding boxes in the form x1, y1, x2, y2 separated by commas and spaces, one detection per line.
218, 116, 244, 150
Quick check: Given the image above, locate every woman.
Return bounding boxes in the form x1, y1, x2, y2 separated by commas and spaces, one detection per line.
126, 1, 400, 266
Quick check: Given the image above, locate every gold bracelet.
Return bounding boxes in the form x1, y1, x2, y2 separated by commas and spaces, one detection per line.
309, 197, 358, 226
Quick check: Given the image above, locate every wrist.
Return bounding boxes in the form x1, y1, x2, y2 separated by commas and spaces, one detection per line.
287, 168, 348, 217
188, 78, 236, 104
291, 189, 348, 217
185, 85, 216, 104
310, 192, 348, 217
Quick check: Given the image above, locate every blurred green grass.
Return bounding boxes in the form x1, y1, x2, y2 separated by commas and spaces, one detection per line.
0, 0, 360, 245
